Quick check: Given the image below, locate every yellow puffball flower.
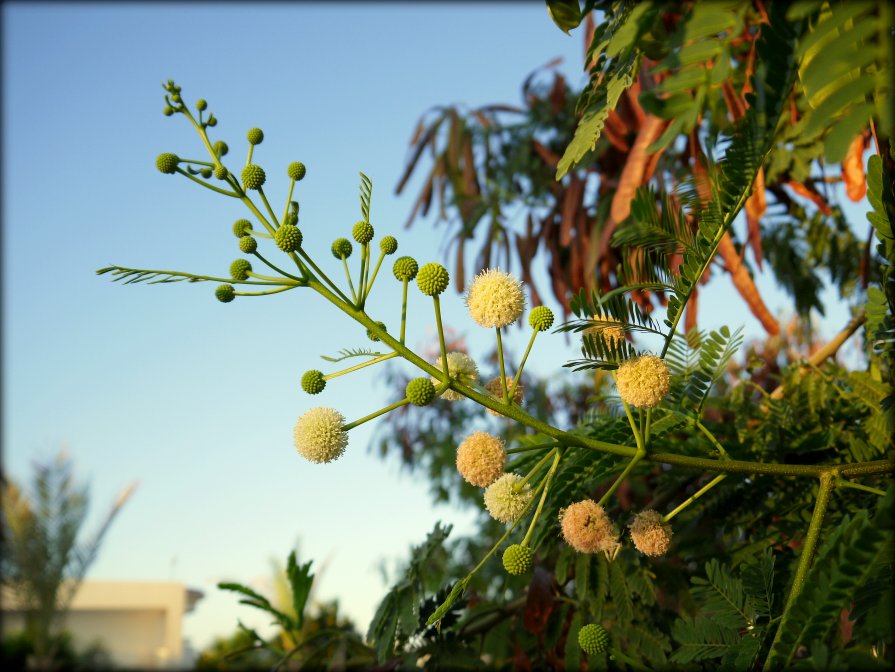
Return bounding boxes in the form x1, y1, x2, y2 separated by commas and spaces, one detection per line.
559, 499, 620, 555
465, 268, 526, 328
629, 509, 673, 557
431, 352, 479, 401
484, 376, 524, 416
615, 355, 670, 409
584, 315, 625, 349
456, 431, 506, 487
293, 407, 348, 463
484, 474, 533, 523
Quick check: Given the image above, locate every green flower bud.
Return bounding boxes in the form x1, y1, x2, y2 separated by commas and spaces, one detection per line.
215, 284, 235, 303
246, 127, 264, 145
206, 116, 218, 127
578, 624, 610, 655
242, 164, 266, 190
230, 259, 252, 281
275, 224, 302, 252
379, 236, 398, 255
406, 378, 436, 406
502, 544, 533, 576
239, 236, 257, 254
214, 165, 229, 180
392, 256, 419, 281
213, 140, 229, 157
287, 161, 307, 181
196, 98, 207, 111
233, 219, 253, 238
331, 238, 353, 259
163, 106, 174, 117
199, 168, 212, 179
301, 370, 326, 395
416, 263, 449, 296
156, 153, 179, 174
352, 221, 374, 245
366, 321, 387, 342
528, 305, 555, 332
171, 93, 182, 103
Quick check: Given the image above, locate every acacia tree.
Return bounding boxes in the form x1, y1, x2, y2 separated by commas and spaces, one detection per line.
99, 0, 892, 669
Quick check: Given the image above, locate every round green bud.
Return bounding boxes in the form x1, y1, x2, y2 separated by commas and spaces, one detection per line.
230, 259, 252, 281
301, 370, 326, 395
199, 168, 212, 179
502, 544, 533, 576
206, 116, 218, 127
416, 263, 449, 296
352, 221, 374, 245
275, 224, 303, 252
366, 321, 387, 342
379, 236, 398, 255
287, 161, 307, 181
155, 153, 179, 174
578, 624, 610, 655
239, 236, 257, 254
331, 238, 353, 259
528, 305, 555, 332
246, 127, 264, 145
242, 164, 266, 190
196, 98, 207, 111
163, 106, 174, 117
406, 378, 436, 406
213, 141, 229, 157
233, 219, 253, 238
392, 256, 419, 281
215, 284, 235, 303
171, 93, 182, 103
214, 165, 229, 180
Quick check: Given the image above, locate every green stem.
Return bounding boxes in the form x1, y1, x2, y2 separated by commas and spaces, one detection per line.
341, 256, 358, 303
522, 449, 563, 546
246, 143, 253, 166
433, 295, 449, 383
514, 448, 556, 490
365, 250, 386, 297
506, 442, 559, 455
174, 168, 240, 197
508, 329, 538, 403
663, 474, 728, 522
341, 398, 410, 432
357, 245, 368, 307
323, 352, 398, 380
695, 420, 731, 460
400, 278, 408, 344
240, 195, 277, 237
297, 249, 351, 304
282, 179, 296, 224
496, 328, 509, 403
834, 477, 886, 497
257, 188, 281, 230
251, 251, 305, 282
234, 285, 298, 297
246, 271, 290, 282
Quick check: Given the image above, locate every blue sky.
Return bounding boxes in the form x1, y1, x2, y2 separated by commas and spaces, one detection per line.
2, 2, 869, 654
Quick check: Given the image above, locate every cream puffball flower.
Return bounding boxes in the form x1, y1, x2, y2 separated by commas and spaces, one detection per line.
465, 268, 526, 328
484, 376, 524, 416
293, 407, 349, 463
584, 316, 625, 349
615, 355, 670, 409
629, 509, 673, 557
484, 474, 534, 523
560, 499, 620, 554
456, 431, 506, 486
431, 352, 479, 401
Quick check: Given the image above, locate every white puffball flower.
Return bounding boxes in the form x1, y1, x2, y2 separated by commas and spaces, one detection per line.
465, 268, 526, 329
431, 352, 479, 401
293, 407, 349, 463
484, 473, 534, 523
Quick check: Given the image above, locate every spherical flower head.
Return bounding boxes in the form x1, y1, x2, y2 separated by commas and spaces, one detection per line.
230, 259, 252, 281
502, 544, 533, 576
578, 624, 610, 655
484, 377, 524, 416
246, 127, 264, 145
330, 238, 353, 260
379, 236, 398, 255
293, 407, 348, 464
287, 161, 306, 181
406, 378, 436, 406
529, 305, 554, 332
465, 268, 525, 328
352, 221, 374, 245
457, 431, 506, 486
215, 284, 235, 303
301, 370, 326, 395
214, 165, 229, 180
233, 219, 253, 238
196, 98, 208, 111
615, 355, 670, 409
431, 352, 479, 401
163, 106, 174, 117
239, 236, 258, 254
156, 153, 179, 174
484, 473, 534, 523
366, 321, 387, 342
629, 509, 673, 557
560, 499, 620, 554
585, 316, 625, 349
275, 224, 303, 252
416, 263, 449, 296
242, 164, 266, 190
199, 168, 213, 179
392, 256, 419, 281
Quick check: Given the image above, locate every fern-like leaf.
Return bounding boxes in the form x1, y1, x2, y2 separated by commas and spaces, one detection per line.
359, 171, 373, 222
319, 348, 386, 363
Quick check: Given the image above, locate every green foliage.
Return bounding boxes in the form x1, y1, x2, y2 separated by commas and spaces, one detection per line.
666, 326, 745, 414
